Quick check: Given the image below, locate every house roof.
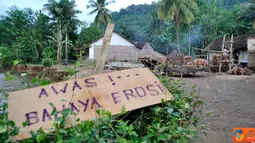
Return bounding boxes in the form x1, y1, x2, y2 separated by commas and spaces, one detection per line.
90, 31, 143, 50
206, 34, 255, 51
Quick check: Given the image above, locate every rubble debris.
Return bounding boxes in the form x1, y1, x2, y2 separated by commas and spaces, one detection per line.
105, 62, 145, 70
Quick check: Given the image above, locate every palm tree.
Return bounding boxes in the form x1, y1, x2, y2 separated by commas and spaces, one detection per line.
158, 0, 198, 78
43, 0, 81, 67
87, 0, 115, 29
60, 0, 81, 64
43, 0, 64, 68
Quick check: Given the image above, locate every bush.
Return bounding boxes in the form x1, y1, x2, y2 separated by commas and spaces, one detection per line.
0, 46, 15, 69
41, 59, 53, 67
0, 75, 203, 143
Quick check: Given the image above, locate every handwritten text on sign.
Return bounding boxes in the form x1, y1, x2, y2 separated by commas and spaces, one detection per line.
8, 68, 174, 139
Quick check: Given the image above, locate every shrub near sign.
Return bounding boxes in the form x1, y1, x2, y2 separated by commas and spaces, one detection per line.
8, 68, 174, 140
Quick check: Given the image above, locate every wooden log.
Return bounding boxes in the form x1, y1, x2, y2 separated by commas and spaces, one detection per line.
94, 24, 114, 74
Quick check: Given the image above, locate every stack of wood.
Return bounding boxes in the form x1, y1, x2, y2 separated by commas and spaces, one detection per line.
212, 54, 221, 65
184, 56, 193, 66
194, 58, 209, 67
228, 67, 252, 75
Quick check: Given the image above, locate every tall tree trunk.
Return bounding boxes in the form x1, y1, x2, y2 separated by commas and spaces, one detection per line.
65, 33, 68, 64
188, 27, 191, 56
176, 12, 184, 78
57, 23, 63, 70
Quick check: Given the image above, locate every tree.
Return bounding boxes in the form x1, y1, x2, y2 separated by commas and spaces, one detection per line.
237, 0, 255, 29
87, 0, 115, 28
158, 0, 198, 52
77, 24, 102, 48
43, 0, 81, 66
43, 0, 64, 67
158, 0, 198, 78
60, 0, 81, 63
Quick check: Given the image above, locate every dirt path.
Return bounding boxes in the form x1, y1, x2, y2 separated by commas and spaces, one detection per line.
180, 74, 255, 143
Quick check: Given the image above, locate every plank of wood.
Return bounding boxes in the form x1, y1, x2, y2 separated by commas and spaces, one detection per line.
8, 68, 174, 140
94, 24, 115, 74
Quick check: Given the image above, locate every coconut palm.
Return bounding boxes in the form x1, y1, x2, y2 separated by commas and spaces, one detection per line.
87, 0, 115, 28
43, 0, 81, 66
158, 0, 198, 78
43, 0, 64, 68
60, 0, 81, 64
158, 0, 198, 52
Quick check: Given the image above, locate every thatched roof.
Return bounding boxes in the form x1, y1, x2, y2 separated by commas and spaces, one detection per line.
206, 34, 255, 51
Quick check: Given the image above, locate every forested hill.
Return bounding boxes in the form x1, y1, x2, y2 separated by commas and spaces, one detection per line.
111, 0, 251, 53
111, 4, 155, 42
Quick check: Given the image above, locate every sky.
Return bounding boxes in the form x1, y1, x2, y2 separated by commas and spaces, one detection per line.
0, 0, 158, 23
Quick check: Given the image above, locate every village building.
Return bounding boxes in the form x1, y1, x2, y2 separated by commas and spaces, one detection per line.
88, 32, 141, 62
137, 41, 166, 64
88, 32, 167, 63
206, 34, 255, 67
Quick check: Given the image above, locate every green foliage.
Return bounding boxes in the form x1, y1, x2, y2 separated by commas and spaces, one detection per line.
0, 46, 15, 68
87, 0, 115, 27
77, 24, 102, 47
41, 59, 53, 67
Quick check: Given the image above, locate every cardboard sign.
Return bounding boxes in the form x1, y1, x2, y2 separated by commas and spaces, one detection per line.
8, 68, 174, 140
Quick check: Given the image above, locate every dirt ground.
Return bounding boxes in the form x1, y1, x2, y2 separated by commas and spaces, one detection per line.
179, 74, 255, 143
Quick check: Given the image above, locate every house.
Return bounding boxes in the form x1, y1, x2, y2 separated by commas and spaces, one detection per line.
137, 41, 167, 64
206, 34, 255, 65
88, 32, 141, 62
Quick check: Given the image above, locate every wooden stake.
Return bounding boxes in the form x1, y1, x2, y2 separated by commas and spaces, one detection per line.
94, 23, 114, 74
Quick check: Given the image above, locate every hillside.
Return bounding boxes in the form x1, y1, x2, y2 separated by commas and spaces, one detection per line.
110, 0, 251, 54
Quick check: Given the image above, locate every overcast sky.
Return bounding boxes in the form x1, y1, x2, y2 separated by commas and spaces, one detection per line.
0, 0, 158, 23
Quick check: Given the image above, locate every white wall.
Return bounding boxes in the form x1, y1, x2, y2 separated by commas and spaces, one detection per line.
92, 33, 135, 46
248, 38, 255, 52
89, 32, 136, 59
238, 50, 248, 63
89, 45, 94, 59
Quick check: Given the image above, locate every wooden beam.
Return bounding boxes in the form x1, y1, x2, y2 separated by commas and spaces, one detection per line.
94, 24, 115, 74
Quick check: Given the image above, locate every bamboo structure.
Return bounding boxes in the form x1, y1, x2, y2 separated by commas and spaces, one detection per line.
219, 34, 234, 73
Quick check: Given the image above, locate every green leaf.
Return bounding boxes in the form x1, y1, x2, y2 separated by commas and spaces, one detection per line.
36, 132, 46, 143
31, 78, 39, 85
8, 120, 15, 127
5, 74, 15, 81
51, 110, 57, 116
63, 67, 75, 76
60, 99, 69, 102
172, 112, 180, 117
121, 106, 127, 114
41, 80, 49, 86
0, 123, 7, 133
75, 61, 81, 67
167, 108, 174, 114
157, 135, 169, 141
48, 103, 54, 108
96, 109, 100, 115
13, 60, 22, 66
59, 129, 68, 134
22, 121, 28, 127
176, 136, 188, 143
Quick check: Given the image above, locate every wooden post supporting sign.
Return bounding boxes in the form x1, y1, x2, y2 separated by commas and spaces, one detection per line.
94, 23, 115, 74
